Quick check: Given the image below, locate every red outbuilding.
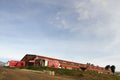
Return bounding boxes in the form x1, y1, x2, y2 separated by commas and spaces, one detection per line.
7, 60, 25, 67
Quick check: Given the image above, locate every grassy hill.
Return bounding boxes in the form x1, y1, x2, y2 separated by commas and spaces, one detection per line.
0, 67, 72, 80
0, 67, 120, 80
20, 66, 120, 80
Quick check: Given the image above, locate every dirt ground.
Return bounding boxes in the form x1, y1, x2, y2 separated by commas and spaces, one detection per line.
0, 68, 75, 80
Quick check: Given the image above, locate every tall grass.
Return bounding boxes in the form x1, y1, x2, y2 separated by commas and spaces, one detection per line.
20, 66, 120, 80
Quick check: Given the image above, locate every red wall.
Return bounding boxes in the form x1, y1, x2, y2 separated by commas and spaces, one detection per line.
9, 60, 17, 67
9, 60, 25, 67
53, 60, 59, 68
48, 60, 59, 68
48, 60, 53, 67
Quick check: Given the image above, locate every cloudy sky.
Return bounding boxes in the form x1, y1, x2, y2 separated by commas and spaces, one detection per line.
0, 0, 120, 71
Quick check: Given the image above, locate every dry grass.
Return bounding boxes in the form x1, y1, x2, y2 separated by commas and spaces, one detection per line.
0, 67, 120, 80
0, 68, 74, 80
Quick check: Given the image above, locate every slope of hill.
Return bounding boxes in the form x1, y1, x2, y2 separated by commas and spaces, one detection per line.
0, 67, 120, 80
0, 68, 73, 80
0, 61, 4, 67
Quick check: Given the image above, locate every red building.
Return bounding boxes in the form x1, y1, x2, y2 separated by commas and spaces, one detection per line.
20, 54, 112, 74
7, 54, 112, 74
21, 54, 82, 69
7, 60, 25, 67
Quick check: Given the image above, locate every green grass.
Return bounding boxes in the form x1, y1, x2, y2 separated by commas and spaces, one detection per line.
20, 66, 120, 80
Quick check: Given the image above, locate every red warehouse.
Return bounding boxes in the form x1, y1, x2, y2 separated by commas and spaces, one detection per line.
21, 54, 83, 69
5, 54, 112, 74
20, 54, 112, 74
